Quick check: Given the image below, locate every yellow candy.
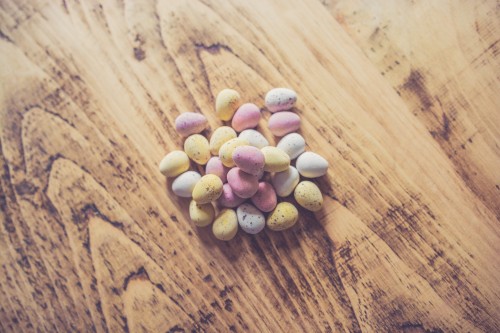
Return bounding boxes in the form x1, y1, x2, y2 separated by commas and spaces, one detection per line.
212, 209, 238, 240
189, 200, 215, 227
209, 126, 237, 155
219, 138, 249, 167
294, 181, 323, 212
216, 89, 242, 121
267, 202, 299, 231
184, 134, 210, 165
192, 174, 223, 204
261, 146, 290, 172
158, 150, 189, 177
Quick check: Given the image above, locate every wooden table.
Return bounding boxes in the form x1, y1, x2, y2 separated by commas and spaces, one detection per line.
1, 1, 499, 332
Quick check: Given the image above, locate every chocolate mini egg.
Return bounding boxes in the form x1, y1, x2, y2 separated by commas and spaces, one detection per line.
296, 152, 328, 178
232, 145, 265, 176
212, 209, 238, 241
218, 183, 246, 208
172, 171, 201, 198
238, 129, 270, 149
277, 133, 305, 159
159, 150, 190, 177
237, 203, 265, 234
267, 202, 299, 231
232, 103, 261, 132
209, 126, 237, 155
227, 167, 259, 198
192, 174, 223, 204
251, 182, 277, 212
271, 166, 300, 197
219, 138, 249, 167
189, 200, 215, 227
261, 146, 290, 172
184, 134, 210, 165
268, 112, 300, 137
205, 156, 229, 183
294, 181, 323, 212
175, 112, 208, 137
216, 89, 241, 121
265, 88, 297, 112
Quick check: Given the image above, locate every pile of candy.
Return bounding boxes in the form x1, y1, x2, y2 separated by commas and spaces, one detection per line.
159, 88, 328, 241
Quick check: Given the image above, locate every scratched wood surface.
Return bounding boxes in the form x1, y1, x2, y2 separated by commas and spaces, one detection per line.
0, 0, 498, 332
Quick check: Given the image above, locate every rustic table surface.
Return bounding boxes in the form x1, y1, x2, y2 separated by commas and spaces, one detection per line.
1, 0, 499, 332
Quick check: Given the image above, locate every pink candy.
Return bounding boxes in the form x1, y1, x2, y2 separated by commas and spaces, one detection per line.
231, 103, 261, 132
175, 112, 208, 136
232, 145, 265, 176
227, 167, 259, 198
268, 111, 300, 137
218, 183, 245, 208
251, 182, 277, 212
205, 157, 229, 183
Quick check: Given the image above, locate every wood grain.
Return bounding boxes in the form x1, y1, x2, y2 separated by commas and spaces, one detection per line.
0, 0, 498, 332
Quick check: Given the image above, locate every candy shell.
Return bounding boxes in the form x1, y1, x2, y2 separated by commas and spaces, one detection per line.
175, 112, 208, 136
251, 182, 277, 212
159, 150, 189, 177
232, 145, 265, 176
218, 183, 246, 208
172, 171, 201, 198
209, 126, 237, 155
271, 166, 300, 197
219, 138, 249, 167
268, 112, 300, 137
261, 146, 290, 172
294, 181, 323, 212
192, 174, 223, 204
277, 133, 305, 159
227, 167, 259, 198
189, 200, 215, 227
205, 157, 229, 182
296, 152, 328, 178
216, 89, 241, 121
238, 129, 270, 149
231, 103, 261, 132
212, 209, 238, 240
184, 134, 210, 165
237, 203, 265, 234
265, 88, 297, 112
267, 202, 299, 231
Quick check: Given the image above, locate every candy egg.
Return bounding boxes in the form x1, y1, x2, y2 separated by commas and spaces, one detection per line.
238, 129, 269, 149
277, 133, 305, 159
172, 171, 201, 197
212, 209, 238, 241
192, 174, 223, 204
268, 112, 300, 137
265, 88, 297, 112
209, 126, 237, 155
271, 166, 300, 197
219, 138, 249, 167
261, 146, 290, 172
237, 203, 265, 234
189, 200, 215, 227
216, 89, 241, 121
227, 167, 259, 198
251, 182, 277, 212
267, 202, 299, 231
218, 183, 246, 208
231, 103, 261, 132
205, 157, 229, 182
296, 152, 329, 178
294, 181, 323, 212
232, 145, 265, 176
159, 150, 190, 177
184, 134, 210, 165
175, 112, 208, 136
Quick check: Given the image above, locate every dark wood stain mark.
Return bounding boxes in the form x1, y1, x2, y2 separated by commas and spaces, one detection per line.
167, 324, 186, 333
401, 70, 433, 111
14, 180, 39, 196
133, 47, 146, 61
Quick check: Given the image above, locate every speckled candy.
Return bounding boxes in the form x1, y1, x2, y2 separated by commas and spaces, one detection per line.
189, 200, 215, 227
294, 181, 323, 212
267, 202, 299, 231
159, 150, 190, 177
209, 126, 237, 155
231, 103, 261, 132
232, 145, 265, 176
277, 133, 305, 159
265, 88, 297, 112
175, 112, 208, 136
238, 129, 270, 149
216, 89, 241, 121
237, 203, 265, 234
268, 112, 300, 137
205, 157, 229, 183
251, 182, 277, 212
261, 146, 290, 172
271, 166, 300, 197
296, 152, 328, 178
184, 134, 210, 165
227, 167, 259, 198
219, 138, 249, 167
172, 171, 201, 198
192, 174, 223, 204
218, 183, 246, 208
212, 209, 238, 241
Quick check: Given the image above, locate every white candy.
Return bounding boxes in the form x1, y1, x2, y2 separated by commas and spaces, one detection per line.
236, 203, 265, 234
296, 152, 328, 178
277, 133, 305, 159
172, 171, 201, 197
238, 129, 269, 149
271, 166, 300, 197
265, 88, 297, 112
